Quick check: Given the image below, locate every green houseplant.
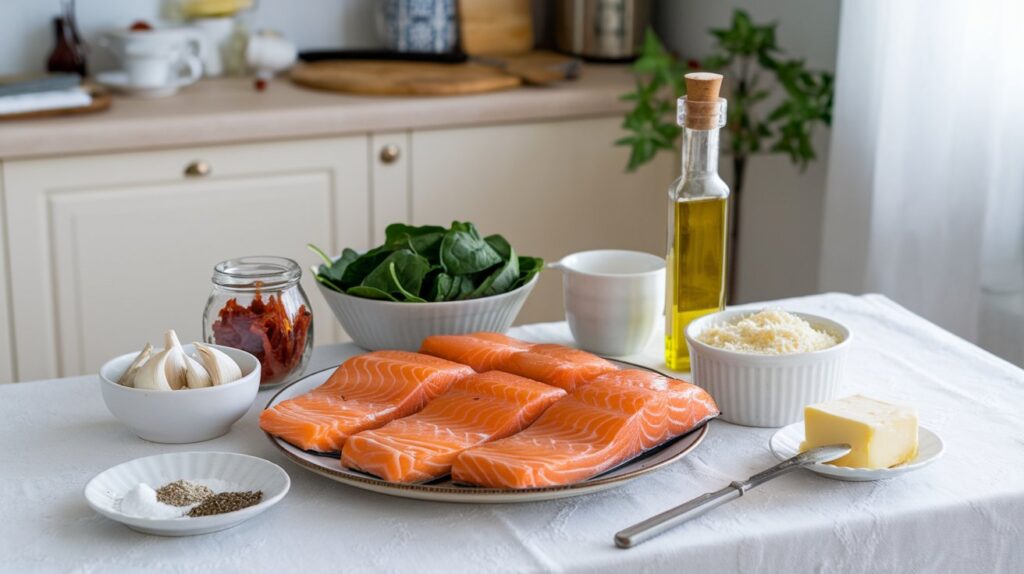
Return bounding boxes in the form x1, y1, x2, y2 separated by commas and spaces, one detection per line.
618, 10, 834, 299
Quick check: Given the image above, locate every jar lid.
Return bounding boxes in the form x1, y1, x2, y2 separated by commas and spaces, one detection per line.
212, 256, 301, 289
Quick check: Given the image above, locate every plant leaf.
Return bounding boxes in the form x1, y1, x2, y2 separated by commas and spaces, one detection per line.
469, 247, 519, 299
439, 227, 503, 275
359, 250, 431, 301
346, 285, 398, 301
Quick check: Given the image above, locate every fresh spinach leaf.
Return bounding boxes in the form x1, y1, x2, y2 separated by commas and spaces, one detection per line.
385, 223, 447, 260
512, 256, 544, 289
308, 244, 359, 287
346, 285, 398, 301
431, 273, 454, 301
440, 228, 502, 275
361, 250, 431, 300
340, 244, 395, 288
484, 234, 512, 261
388, 262, 427, 302
469, 247, 519, 298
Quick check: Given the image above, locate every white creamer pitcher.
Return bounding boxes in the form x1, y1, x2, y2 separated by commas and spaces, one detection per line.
549, 250, 666, 356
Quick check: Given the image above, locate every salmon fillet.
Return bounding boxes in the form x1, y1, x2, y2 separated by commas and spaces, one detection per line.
500, 343, 617, 391
419, 332, 532, 373
420, 333, 617, 391
259, 351, 473, 453
341, 371, 566, 483
451, 369, 719, 489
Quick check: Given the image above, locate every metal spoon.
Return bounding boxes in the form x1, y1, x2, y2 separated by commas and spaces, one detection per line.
614, 444, 852, 549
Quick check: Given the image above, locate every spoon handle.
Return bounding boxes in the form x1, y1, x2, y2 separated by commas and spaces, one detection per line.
614, 457, 806, 549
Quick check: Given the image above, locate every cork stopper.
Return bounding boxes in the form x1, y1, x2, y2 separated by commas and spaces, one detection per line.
681, 72, 726, 130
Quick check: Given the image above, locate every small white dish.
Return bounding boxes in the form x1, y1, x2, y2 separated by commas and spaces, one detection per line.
769, 422, 944, 481
84, 451, 290, 536
685, 310, 852, 427
95, 71, 192, 98
99, 344, 260, 443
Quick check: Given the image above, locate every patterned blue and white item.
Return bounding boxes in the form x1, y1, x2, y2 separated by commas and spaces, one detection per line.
378, 0, 458, 54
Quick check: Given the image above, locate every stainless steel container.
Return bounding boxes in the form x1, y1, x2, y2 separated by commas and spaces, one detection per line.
553, 0, 650, 60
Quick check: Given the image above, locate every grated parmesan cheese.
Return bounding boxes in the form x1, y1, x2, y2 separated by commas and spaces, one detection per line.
696, 308, 838, 355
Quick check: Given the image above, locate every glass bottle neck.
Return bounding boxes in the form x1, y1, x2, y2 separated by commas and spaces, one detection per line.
681, 127, 720, 178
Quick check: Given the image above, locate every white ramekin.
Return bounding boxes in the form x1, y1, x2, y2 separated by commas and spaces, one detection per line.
685, 310, 851, 428
98, 344, 261, 443
317, 274, 538, 351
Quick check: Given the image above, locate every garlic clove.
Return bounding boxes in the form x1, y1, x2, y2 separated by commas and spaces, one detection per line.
117, 342, 153, 387
163, 330, 188, 390
194, 343, 242, 386
184, 354, 213, 388
133, 348, 175, 391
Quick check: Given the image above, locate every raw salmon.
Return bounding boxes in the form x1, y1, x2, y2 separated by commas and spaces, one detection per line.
500, 343, 617, 391
341, 371, 566, 483
419, 332, 532, 373
259, 351, 473, 453
421, 333, 617, 391
451, 369, 719, 489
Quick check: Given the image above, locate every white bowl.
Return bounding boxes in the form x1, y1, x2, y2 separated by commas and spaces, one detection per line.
84, 451, 290, 536
685, 310, 851, 428
99, 344, 261, 443
316, 274, 539, 351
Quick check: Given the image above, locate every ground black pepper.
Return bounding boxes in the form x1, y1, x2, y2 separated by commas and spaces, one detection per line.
187, 490, 264, 517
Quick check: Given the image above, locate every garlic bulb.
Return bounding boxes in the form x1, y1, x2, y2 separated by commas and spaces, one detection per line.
194, 343, 242, 386
184, 353, 212, 388
117, 343, 153, 387
163, 330, 188, 390
133, 348, 175, 391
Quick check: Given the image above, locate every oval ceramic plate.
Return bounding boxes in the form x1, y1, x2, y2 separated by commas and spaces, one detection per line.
265, 360, 711, 503
85, 451, 290, 536
770, 422, 944, 481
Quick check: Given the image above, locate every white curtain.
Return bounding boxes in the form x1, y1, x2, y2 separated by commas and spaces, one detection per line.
820, 0, 1024, 364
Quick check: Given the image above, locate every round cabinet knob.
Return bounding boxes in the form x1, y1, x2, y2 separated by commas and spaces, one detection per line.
184, 160, 212, 177
379, 144, 401, 164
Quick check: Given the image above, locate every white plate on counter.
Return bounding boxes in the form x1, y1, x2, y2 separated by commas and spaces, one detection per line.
85, 451, 290, 536
770, 422, 944, 482
264, 360, 712, 503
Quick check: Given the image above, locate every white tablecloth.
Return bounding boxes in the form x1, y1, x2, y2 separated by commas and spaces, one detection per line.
3, 293, 1023, 573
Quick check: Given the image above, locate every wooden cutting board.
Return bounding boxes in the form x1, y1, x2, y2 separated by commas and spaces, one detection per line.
291, 61, 522, 96
0, 85, 111, 122
459, 0, 534, 56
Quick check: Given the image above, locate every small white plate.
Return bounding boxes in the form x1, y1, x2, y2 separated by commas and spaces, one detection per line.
770, 422, 944, 481
85, 452, 290, 536
95, 71, 190, 98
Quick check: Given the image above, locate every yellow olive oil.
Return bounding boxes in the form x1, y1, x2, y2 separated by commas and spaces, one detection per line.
665, 196, 728, 370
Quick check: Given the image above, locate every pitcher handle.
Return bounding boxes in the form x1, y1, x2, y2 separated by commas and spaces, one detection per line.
176, 54, 203, 86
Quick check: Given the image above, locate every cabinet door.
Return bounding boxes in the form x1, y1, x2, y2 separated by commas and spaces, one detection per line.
411, 117, 674, 324
4, 137, 369, 381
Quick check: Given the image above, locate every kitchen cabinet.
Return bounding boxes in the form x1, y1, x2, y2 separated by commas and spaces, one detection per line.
409, 116, 673, 324
0, 114, 670, 382
3, 137, 369, 381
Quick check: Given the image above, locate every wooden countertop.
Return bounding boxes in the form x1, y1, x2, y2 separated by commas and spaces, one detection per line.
0, 64, 636, 160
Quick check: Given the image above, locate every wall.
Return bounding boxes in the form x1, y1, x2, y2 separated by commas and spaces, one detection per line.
655, 0, 841, 303
0, 0, 381, 76
1, 0, 841, 304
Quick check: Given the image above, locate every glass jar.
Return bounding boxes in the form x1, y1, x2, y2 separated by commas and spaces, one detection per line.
202, 256, 313, 387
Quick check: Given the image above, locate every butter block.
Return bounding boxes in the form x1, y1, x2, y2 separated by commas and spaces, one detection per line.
800, 395, 918, 469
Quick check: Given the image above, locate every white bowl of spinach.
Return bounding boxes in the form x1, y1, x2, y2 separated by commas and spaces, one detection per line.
309, 222, 542, 351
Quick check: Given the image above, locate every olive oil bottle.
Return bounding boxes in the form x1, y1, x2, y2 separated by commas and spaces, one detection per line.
665, 73, 729, 370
